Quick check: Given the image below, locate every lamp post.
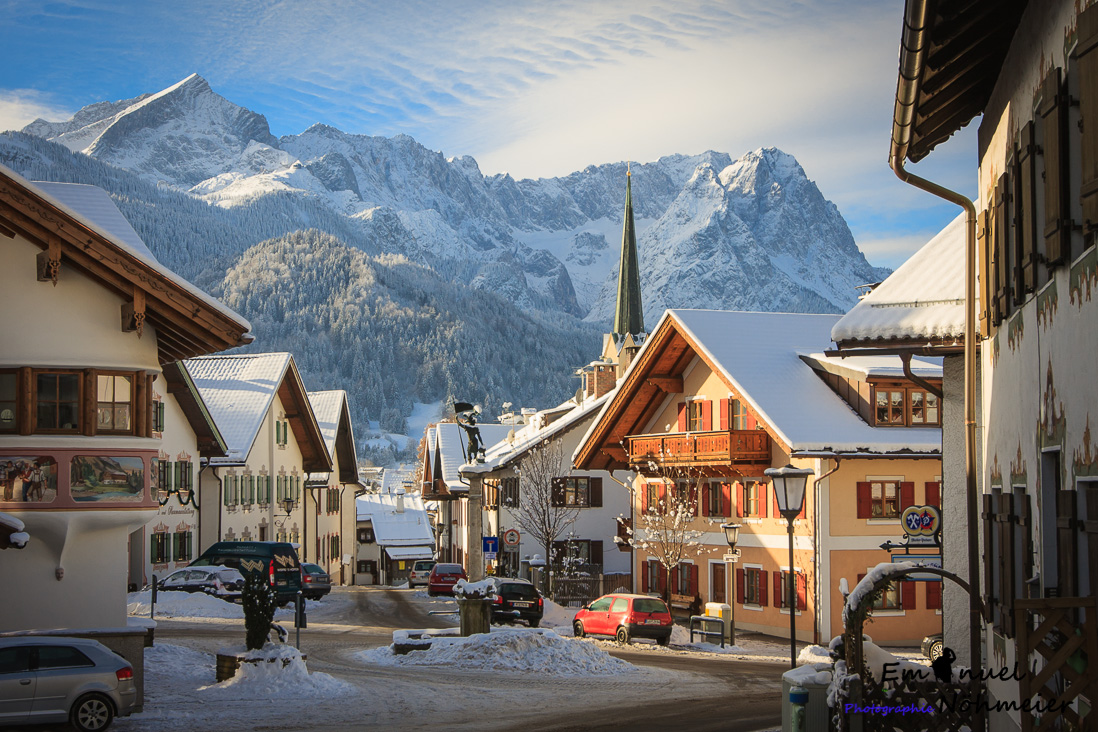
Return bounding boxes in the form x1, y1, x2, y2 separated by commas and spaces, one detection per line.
274, 497, 294, 528
766, 464, 814, 669
720, 522, 741, 647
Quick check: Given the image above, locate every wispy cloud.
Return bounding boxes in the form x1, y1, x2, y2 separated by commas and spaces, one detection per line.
0, 90, 72, 131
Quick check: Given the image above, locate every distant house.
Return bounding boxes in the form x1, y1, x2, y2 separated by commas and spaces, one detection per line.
306, 390, 364, 585
574, 309, 944, 645
0, 168, 251, 708
355, 490, 435, 585
186, 353, 331, 555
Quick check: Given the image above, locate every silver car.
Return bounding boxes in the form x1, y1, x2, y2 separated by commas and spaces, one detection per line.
0, 636, 136, 731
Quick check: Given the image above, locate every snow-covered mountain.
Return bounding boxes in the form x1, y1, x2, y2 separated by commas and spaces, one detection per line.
21, 74, 887, 321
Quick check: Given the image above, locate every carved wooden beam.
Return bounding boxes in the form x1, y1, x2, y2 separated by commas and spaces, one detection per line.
122, 288, 146, 337
36, 238, 61, 286
0, 219, 15, 239
600, 445, 628, 462
646, 375, 683, 393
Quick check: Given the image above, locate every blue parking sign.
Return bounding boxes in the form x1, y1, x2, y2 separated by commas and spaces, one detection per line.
483, 536, 499, 554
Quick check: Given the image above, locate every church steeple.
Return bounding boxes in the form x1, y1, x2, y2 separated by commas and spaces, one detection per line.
613, 165, 644, 340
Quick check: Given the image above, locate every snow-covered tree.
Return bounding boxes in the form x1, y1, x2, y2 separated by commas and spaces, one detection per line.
623, 466, 715, 605
505, 438, 578, 569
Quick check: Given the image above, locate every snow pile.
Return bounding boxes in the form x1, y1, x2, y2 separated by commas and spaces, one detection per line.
541, 598, 576, 630
359, 628, 636, 676
127, 590, 293, 620
784, 663, 833, 687
798, 644, 833, 665
452, 578, 496, 599
843, 562, 917, 625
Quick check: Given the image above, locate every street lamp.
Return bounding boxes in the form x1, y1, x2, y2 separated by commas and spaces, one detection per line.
274, 497, 295, 528
766, 464, 814, 669
720, 523, 741, 647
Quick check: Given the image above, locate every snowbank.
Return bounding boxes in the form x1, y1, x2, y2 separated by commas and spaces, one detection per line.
358, 627, 636, 676
126, 590, 295, 620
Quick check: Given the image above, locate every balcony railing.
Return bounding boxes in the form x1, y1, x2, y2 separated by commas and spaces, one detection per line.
626, 429, 770, 468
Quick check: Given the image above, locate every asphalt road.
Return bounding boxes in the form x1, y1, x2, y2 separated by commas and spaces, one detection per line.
147, 586, 786, 732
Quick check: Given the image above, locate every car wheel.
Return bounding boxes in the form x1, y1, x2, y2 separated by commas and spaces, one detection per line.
573, 620, 585, 638
927, 637, 944, 661
657, 635, 670, 647
529, 619, 540, 628
616, 626, 630, 645
71, 693, 114, 732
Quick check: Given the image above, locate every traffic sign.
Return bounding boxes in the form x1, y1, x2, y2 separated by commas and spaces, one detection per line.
503, 529, 521, 546
483, 536, 499, 554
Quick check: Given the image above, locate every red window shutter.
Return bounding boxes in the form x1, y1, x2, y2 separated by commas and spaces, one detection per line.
722, 482, 732, 518
857, 482, 872, 519
759, 570, 769, 607
700, 484, 709, 517
701, 400, 712, 431
796, 572, 807, 610
901, 580, 915, 610
746, 413, 757, 430
773, 490, 780, 519
736, 482, 744, 518
797, 492, 807, 520
927, 581, 942, 610
719, 398, 729, 430
900, 482, 916, 511
736, 568, 745, 604
670, 564, 680, 592
641, 483, 649, 513
642, 562, 650, 594
677, 402, 687, 431
658, 565, 667, 594
690, 564, 699, 596
759, 483, 768, 518
774, 572, 783, 608
926, 481, 941, 507
691, 484, 699, 517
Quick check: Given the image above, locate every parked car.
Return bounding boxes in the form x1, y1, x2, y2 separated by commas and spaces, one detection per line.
300, 563, 332, 600
0, 636, 136, 731
487, 578, 544, 627
427, 563, 467, 596
155, 566, 245, 602
922, 633, 944, 661
408, 559, 436, 589
189, 541, 303, 605
572, 593, 673, 646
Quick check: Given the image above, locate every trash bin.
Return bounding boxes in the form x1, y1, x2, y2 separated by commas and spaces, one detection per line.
703, 602, 731, 642
781, 665, 832, 732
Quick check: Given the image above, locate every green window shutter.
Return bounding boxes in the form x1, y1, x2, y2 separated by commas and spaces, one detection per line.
224, 480, 231, 506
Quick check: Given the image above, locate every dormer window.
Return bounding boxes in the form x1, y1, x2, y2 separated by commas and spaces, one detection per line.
872, 385, 941, 427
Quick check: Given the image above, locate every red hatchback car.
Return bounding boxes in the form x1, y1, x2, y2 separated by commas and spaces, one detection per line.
427, 563, 467, 596
573, 593, 673, 645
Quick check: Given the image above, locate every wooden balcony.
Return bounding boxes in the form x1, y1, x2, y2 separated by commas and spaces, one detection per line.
626, 430, 770, 469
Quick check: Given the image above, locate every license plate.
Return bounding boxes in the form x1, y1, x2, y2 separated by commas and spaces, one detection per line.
645, 619, 660, 625
513, 602, 531, 608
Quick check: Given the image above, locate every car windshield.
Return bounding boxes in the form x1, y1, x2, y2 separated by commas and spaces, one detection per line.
303, 564, 323, 573
633, 598, 669, 614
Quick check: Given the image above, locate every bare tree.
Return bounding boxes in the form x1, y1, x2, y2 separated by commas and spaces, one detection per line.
623, 466, 715, 605
505, 438, 578, 566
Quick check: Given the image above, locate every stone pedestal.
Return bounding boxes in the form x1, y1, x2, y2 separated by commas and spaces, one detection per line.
457, 598, 491, 636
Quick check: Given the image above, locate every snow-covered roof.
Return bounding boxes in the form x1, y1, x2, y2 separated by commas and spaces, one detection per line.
583, 309, 940, 456
469, 392, 614, 473
831, 213, 966, 346
380, 467, 415, 494
185, 353, 301, 463
433, 422, 514, 491
355, 493, 435, 547
4, 168, 252, 335
799, 352, 942, 381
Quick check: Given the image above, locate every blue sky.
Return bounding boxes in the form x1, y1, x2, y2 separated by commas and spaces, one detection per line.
0, 0, 977, 270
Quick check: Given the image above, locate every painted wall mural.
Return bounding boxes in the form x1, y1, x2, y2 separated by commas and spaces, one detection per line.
0, 456, 58, 503
71, 455, 144, 502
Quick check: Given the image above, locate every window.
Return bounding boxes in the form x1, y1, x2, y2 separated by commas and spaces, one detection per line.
703, 481, 727, 517
778, 570, 807, 611
645, 482, 662, 514
501, 477, 519, 507
96, 374, 132, 432
874, 582, 902, 611
36, 646, 94, 670
358, 527, 375, 544
173, 531, 193, 562
35, 372, 81, 432
687, 400, 705, 432
910, 390, 940, 425
330, 534, 340, 560
675, 562, 696, 596
258, 475, 270, 505
152, 397, 165, 434
551, 539, 604, 568
875, 389, 905, 425
738, 480, 767, 518
551, 477, 602, 507
741, 567, 767, 606
276, 419, 289, 447
0, 371, 16, 432
150, 532, 170, 564
731, 398, 749, 430
645, 560, 663, 595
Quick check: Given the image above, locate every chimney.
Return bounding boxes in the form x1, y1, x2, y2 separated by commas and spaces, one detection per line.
394, 488, 405, 513
593, 363, 616, 399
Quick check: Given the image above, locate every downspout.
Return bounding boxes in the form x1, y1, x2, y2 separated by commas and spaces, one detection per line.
812, 457, 841, 645
899, 352, 943, 400
891, 0, 982, 705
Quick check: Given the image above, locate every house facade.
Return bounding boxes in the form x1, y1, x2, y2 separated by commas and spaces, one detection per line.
574, 309, 944, 645
305, 390, 363, 585
881, 0, 1098, 726
355, 489, 434, 585
186, 353, 331, 557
